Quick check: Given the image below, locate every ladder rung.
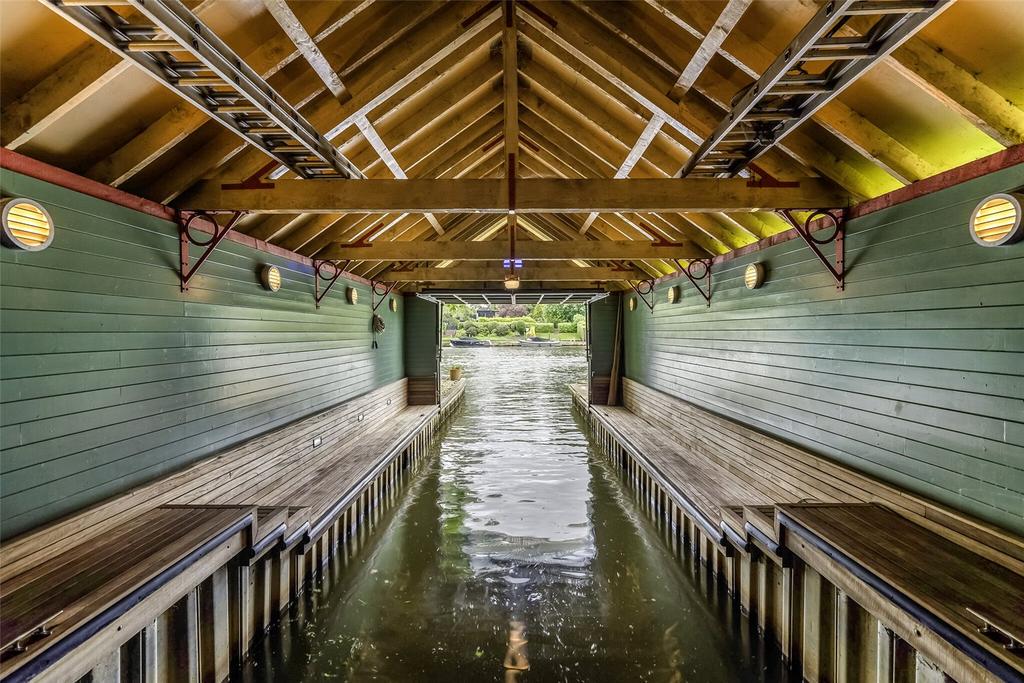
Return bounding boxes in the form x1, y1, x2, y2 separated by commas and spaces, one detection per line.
246, 127, 288, 135
742, 110, 796, 121
815, 36, 875, 49
118, 25, 158, 37
176, 77, 224, 86
778, 73, 831, 84
770, 83, 832, 95
214, 105, 262, 113
844, 1, 936, 15
271, 145, 310, 153
124, 40, 184, 52
169, 62, 208, 72
803, 47, 876, 60
62, 0, 131, 5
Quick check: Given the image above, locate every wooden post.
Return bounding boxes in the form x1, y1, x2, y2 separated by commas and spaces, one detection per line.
236, 563, 254, 664
258, 560, 273, 636
143, 620, 159, 683
185, 589, 201, 683
783, 563, 802, 671
198, 567, 230, 683
91, 647, 121, 683
273, 549, 290, 614
800, 566, 836, 682
914, 651, 946, 682
877, 623, 896, 683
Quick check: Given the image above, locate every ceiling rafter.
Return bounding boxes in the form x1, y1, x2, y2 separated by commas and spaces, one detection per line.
8, 0, 1018, 289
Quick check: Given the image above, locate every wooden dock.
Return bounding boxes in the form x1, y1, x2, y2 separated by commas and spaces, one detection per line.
570, 381, 1024, 683
0, 379, 465, 682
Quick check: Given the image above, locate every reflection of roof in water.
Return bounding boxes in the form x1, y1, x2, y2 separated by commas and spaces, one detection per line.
464, 528, 596, 576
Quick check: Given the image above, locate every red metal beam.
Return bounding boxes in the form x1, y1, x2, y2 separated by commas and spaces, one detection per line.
0, 148, 372, 285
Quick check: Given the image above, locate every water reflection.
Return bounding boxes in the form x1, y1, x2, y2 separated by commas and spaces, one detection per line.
242, 347, 786, 682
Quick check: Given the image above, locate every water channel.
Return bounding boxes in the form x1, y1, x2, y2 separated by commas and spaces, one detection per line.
243, 346, 787, 682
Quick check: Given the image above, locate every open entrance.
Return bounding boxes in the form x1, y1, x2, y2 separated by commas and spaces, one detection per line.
417, 289, 618, 408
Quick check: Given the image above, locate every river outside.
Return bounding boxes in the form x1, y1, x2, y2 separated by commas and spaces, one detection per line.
242, 346, 787, 682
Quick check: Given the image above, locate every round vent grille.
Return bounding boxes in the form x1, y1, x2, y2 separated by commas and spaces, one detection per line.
971, 193, 1022, 247
1, 199, 54, 251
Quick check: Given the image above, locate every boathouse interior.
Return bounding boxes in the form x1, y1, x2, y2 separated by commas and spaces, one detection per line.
1, 0, 1023, 681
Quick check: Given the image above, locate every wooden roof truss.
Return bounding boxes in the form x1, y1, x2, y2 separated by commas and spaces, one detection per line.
3, 0, 1019, 291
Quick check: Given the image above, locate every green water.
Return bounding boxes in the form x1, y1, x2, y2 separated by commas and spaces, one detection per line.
243, 347, 788, 682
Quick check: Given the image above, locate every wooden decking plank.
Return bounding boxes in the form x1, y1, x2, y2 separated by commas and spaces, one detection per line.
0, 508, 249, 669
783, 504, 1024, 674
0, 509, 211, 617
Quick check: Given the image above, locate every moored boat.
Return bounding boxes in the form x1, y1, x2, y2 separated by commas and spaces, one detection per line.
449, 338, 492, 347
518, 337, 559, 346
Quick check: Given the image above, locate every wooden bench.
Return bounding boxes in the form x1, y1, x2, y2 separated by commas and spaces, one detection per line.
589, 379, 1024, 575
779, 504, 1024, 682
1, 379, 426, 582
0, 507, 253, 681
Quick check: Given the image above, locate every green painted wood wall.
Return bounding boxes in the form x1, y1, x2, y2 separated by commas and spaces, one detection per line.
624, 164, 1024, 534
0, 170, 405, 539
588, 293, 621, 404
403, 295, 439, 379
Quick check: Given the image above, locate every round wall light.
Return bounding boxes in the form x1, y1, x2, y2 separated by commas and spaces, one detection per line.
667, 285, 680, 304
389, 297, 398, 312
627, 296, 637, 311
970, 193, 1023, 246
1, 198, 54, 251
744, 263, 765, 289
260, 264, 282, 292
346, 286, 359, 305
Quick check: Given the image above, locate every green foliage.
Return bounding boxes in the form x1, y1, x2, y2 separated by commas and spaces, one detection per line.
463, 323, 479, 337
530, 303, 584, 323
493, 323, 511, 336
496, 303, 530, 317
513, 320, 528, 335
442, 303, 477, 329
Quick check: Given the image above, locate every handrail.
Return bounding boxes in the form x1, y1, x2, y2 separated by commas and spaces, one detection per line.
778, 510, 1023, 683
744, 521, 790, 565
6, 513, 253, 683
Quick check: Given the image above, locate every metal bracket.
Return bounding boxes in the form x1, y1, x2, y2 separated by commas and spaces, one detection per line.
779, 209, 845, 290
313, 259, 347, 308
675, 259, 712, 307
221, 160, 278, 190
628, 279, 655, 311
371, 280, 397, 312
179, 210, 244, 292
746, 163, 800, 188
